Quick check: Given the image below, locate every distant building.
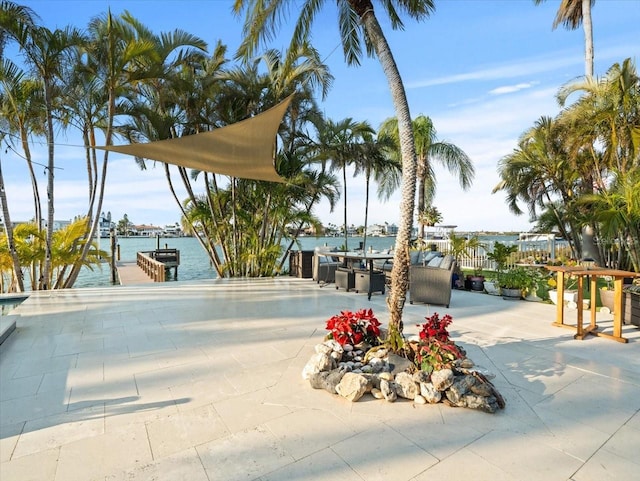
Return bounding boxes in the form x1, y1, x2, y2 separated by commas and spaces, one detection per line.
366, 224, 386, 236
385, 224, 399, 236
133, 224, 164, 237
163, 224, 182, 237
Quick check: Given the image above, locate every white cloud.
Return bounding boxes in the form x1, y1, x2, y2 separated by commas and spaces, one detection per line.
405, 51, 582, 89
489, 81, 540, 95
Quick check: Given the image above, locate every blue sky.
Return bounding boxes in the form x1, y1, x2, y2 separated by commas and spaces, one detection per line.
3, 0, 640, 232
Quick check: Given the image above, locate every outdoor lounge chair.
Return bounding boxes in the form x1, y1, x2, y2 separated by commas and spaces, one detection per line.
313, 248, 340, 284
409, 254, 456, 308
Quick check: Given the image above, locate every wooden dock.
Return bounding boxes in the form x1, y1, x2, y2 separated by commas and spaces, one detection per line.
116, 261, 155, 285
116, 248, 180, 285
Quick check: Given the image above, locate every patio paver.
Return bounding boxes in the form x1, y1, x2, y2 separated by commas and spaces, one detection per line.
1, 278, 639, 480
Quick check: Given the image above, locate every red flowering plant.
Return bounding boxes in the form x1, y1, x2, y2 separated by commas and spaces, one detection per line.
413, 313, 464, 373
325, 309, 381, 347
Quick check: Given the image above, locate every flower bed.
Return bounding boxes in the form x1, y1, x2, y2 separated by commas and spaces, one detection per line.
302, 310, 505, 414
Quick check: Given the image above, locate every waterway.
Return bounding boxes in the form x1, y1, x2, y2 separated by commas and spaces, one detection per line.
75, 234, 523, 289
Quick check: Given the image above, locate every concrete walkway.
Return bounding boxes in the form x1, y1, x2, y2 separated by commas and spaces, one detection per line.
1, 278, 639, 480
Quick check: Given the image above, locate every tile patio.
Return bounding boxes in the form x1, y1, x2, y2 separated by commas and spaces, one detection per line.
1, 277, 639, 480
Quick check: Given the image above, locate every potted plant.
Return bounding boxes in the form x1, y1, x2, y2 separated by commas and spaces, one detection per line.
484, 242, 518, 296
449, 233, 483, 290
498, 266, 538, 300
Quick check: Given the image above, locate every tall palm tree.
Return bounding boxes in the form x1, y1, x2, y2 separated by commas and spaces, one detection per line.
315, 117, 375, 252
62, 11, 203, 288
534, 0, 599, 263
494, 115, 583, 257
0, 143, 23, 291
0, 59, 44, 235
533, 0, 595, 77
0, 1, 37, 60
353, 129, 399, 254
234, 0, 437, 340
8, 24, 84, 289
379, 114, 474, 239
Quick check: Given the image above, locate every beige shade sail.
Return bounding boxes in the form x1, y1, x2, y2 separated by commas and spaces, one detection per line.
97, 95, 293, 183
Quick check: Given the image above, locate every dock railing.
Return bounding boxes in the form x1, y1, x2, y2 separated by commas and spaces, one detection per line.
137, 251, 166, 282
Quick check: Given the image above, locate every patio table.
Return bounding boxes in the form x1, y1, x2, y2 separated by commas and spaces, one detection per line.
546, 265, 640, 343
332, 251, 394, 300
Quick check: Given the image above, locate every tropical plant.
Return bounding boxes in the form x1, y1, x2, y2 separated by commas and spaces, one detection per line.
0, 151, 23, 291
234, 0, 437, 348
412, 312, 464, 374
378, 114, 474, 239
0, 219, 108, 292
3, 20, 85, 289
486, 241, 518, 273
581, 168, 640, 272
534, 0, 599, 262
325, 308, 381, 347
351, 127, 399, 254
314, 117, 375, 252
533, 0, 595, 77
498, 266, 539, 293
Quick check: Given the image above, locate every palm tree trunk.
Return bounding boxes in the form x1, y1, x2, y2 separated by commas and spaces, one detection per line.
342, 166, 348, 252
417, 175, 426, 239
0, 159, 24, 292
358, 7, 418, 340
362, 167, 370, 255
41, 83, 55, 290
582, 0, 594, 77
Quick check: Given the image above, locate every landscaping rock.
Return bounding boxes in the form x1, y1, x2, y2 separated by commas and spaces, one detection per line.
302, 352, 334, 380
380, 379, 397, 402
394, 372, 419, 400
309, 369, 345, 394
420, 382, 442, 404
336, 372, 368, 402
431, 368, 454, 391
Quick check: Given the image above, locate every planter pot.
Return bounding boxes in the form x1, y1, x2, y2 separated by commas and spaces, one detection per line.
483, 280, 501, 296
599, 288, 615, 313
548, 289, 578, 306
469, 276, 485, 292
501, 287, 522, 300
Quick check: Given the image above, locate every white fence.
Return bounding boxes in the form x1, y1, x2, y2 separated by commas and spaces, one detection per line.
426, 238, 570, 272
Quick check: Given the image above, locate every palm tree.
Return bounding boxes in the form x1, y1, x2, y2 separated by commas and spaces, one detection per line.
417, 205, 443, 238
0, 145, 23, 291
234, 0, 436, 342
0, 1, 37, 60
581, 168, 640, 271
62, 11, 202, 288
315, 117, 375, 252
353, 129, 399, 254
493, 116, 583, 258
533, 0, 595, 77
379, 114, 474, 239
0, 59, 44, 231
5, 22, 84, 289
534, 0, 599, 262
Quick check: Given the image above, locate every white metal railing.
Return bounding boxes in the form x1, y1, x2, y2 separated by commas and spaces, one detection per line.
423, 239, 571, 272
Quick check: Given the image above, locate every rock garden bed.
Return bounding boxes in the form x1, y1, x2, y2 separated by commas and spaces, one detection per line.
302, 309, 505, 414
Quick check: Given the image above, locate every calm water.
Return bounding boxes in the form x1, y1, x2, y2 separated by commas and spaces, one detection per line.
75, 234, 521, 288
0, 296, 27, 316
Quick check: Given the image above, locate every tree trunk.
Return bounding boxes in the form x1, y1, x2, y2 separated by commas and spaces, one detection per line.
579, 0, 602, 266
41, 82, 55, 290
582, 0, 594, 78
342, 166, 348, 252
359, 8, 418, 341
0, 159, 25, 292
362, 168, 370, 254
